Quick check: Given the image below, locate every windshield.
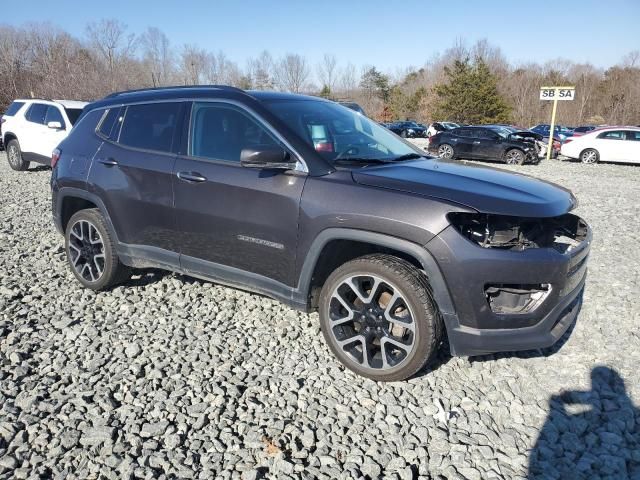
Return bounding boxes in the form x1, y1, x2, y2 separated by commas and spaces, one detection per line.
64, 108, 83, 125
263, 99, 421, 165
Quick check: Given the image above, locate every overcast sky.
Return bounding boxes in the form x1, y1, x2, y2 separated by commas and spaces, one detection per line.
6, 0, 640, 71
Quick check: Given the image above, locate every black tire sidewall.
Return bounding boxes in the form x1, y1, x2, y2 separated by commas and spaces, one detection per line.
65, 209, 120, 290
318, 255, 440, 381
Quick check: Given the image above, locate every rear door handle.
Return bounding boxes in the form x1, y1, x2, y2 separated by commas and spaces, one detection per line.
97, 158, 118, 166
473, 141, 481, 144
177, 171, 207, 183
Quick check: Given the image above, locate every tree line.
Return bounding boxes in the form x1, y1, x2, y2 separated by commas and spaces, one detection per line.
1, 21, 639, 127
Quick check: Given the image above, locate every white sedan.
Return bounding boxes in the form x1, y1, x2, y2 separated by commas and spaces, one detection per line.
561, 127, 640, 164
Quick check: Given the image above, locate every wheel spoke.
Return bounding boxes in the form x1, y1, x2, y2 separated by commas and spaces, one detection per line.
346, 276, 380, 304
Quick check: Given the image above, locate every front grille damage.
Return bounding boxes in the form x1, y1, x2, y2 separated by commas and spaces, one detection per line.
449, 213, 588, 253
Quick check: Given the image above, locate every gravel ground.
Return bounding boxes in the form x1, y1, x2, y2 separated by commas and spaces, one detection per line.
1, 150, 639, 480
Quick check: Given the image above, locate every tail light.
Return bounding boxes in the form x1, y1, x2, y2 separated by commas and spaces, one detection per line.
51, 148, 61, 168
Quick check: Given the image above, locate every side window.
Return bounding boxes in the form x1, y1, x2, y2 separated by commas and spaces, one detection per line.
4, 101, 25, 116
478, 129, 497, 140
456, 128, 472, 137
97, 108, 121, 139
118, 102, 181, 153
597, 131, 624, 140
45, 106, 65, 127
189, 103, 281, 162
623, 131, 640, 141
25, 103, 48, 124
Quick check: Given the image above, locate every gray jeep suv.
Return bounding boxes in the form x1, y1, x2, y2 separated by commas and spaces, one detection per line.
50, 86, 591, 381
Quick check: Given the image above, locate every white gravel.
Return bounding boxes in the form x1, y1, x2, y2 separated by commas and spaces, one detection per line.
0, 151, 639, 479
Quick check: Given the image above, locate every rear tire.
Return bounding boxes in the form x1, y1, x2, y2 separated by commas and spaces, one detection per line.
580, 148, 599, 164
438, 143, 454, 159
400, 130, 408, 138
6, 139, 30, 171
505, 149, 525, 165
65, 209, 130, 290
319, 254, 443, 381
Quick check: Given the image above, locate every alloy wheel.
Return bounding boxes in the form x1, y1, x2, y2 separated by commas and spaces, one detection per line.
327, 274, 416, 371
438, 144, 453, 159
505, 150, 524, 165
68, 219, 105, 282
7, 145, 20, 168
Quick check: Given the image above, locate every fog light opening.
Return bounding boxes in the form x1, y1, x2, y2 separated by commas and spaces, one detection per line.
485, 283, 550, 314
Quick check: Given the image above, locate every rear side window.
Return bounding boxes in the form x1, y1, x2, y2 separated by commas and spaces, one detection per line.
25, 103, 48, 124
624, 131, 640, 141
97, 108, 121, 139
4, 101, 25, 116
189, 102, 280, 162
118, 102, 181, 153
45, 106, 65, 127
598, 130, 624, 140
455, 128, 473, 137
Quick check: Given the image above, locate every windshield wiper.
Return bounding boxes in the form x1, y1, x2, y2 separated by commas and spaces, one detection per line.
333, 157, 393, 166
391, 153, 424, 162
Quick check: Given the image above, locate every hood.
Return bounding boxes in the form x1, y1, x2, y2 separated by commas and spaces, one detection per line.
352, 159, 576, 217
510, 130, 543, 140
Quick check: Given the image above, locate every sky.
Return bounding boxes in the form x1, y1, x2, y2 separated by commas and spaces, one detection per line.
5, 0, 640, 73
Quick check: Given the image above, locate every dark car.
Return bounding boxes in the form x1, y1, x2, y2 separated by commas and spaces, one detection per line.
50, 86, 591, 381
428, 126, 539, 164
337, 101, 365, 116
571, 125, 598, 137
530, 124, 574, 141
388, 121, 427, 138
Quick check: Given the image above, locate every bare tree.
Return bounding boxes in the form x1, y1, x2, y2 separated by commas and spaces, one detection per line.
85, 19, 137, 89
180, 44, 208, 85
247, 50, 274, 90
273, 53, 310, 93
317, 53, 338, 91
140, 27, 173, 86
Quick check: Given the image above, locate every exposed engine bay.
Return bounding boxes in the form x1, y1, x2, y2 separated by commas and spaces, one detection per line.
449, 213, 589, 252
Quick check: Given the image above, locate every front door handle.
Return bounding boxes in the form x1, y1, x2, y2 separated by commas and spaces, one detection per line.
97, 157, 118, 166
177, 171, 207, 183
473, 141, 481, 144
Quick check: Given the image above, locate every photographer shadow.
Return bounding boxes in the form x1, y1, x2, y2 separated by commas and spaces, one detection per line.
528, 366, 640, 479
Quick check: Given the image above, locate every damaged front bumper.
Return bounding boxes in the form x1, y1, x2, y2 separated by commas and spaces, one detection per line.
427, 214, 592, 357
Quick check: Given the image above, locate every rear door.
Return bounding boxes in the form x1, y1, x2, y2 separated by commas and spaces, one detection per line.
21, 103, 49, 157
173, 100, 306, 286
594, 130, 626, 161
450, 128, 474, 157
88, 101, 184, 262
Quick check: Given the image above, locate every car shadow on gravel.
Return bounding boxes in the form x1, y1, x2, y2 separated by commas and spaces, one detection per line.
528, 366, 640, 479
27, 165, 51, 172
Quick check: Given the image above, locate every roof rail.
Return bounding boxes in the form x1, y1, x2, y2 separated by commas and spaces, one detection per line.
104, 84, 245, 99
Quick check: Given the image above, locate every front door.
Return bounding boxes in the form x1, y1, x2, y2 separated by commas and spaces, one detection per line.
472, 129, 503, 160
173, 101, 306, 286
594, 130, 626, 161
39, 105, 69, 158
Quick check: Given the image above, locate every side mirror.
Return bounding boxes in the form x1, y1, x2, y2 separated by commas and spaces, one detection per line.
240, 145, 296, 170
47, 121, 63, 130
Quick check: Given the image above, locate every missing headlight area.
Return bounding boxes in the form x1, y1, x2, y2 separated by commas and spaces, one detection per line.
485, 283, 551, 314
448, 213, 588, 252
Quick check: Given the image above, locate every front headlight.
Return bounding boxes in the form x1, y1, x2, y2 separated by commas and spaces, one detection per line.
448, 212, 587, 252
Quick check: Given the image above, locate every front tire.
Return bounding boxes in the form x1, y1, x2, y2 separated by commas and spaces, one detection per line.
319, 254, 443, 381
65, 209, 130, 290
438, 143, 454, 159
580, 148, 599, 164
6, 139, 30, 171
505, 149, 525, 165
400, 130, 408, 138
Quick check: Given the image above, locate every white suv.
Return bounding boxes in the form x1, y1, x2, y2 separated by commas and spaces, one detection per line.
2, 99, 87, 171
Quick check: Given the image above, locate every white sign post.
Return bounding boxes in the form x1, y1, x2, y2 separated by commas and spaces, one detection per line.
540, 86, 575, 161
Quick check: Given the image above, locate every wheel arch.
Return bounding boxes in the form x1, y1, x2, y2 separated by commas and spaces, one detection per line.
3, 131, 18, 146
56, 187, 118, 239
296, 228, 455, 315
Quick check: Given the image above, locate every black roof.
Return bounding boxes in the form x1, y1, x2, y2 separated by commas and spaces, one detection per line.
88, 85, 328, 111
